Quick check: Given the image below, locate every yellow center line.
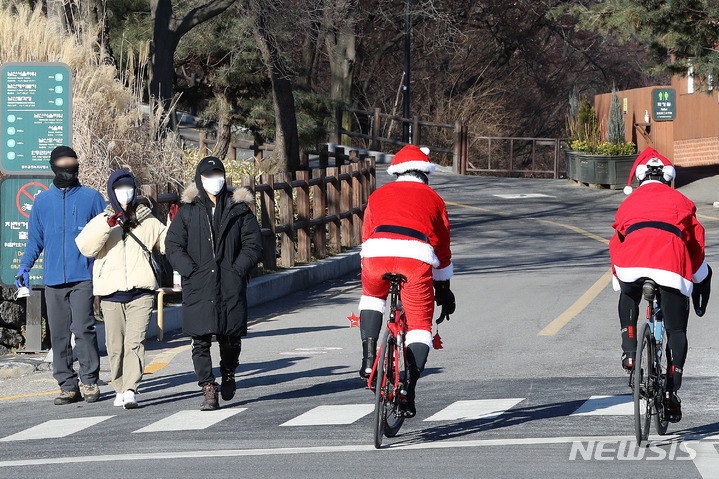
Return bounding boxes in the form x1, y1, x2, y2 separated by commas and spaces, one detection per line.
0, 345, 190, 402
697, 213, 718, 221
538, 270, 613, 336
445, 200, 612, 336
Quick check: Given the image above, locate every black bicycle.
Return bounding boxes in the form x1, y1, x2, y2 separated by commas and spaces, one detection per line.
368, 272, 408, 449
633, 279, 669, 445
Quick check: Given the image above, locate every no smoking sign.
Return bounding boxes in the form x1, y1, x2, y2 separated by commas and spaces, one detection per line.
0, 177, 53, 286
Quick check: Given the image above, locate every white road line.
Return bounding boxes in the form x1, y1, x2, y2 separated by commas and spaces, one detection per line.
280, 404, 374, 426
0, 434, 691, 467
423, 398, 525, 422
0, 416, 114, 442
571, 395, 633, 416
133, 409, 246, 433
688, 441, 719, 479
493, 193, 555, 199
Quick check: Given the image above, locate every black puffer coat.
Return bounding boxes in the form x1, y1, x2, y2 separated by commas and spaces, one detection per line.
165, 182, 262, 337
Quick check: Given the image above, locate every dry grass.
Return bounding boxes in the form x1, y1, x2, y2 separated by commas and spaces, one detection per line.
0, 4, 183, 195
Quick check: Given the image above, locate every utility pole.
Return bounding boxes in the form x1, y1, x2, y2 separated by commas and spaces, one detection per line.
402, 0, 411, 144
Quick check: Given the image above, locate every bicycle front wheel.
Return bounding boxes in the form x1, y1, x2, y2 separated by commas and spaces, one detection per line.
382, 338, 405, 437
373, 329, 390, 449
634, 323, 654, 445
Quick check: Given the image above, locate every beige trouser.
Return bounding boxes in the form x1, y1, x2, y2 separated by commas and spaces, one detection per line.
101, 295, 154, 394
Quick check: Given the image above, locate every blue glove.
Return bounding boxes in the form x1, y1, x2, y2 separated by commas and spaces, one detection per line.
15, 266, 30, 289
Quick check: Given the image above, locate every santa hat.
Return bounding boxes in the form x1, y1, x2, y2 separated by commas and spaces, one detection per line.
387, 145, 436, 176
624, 147, 676, 195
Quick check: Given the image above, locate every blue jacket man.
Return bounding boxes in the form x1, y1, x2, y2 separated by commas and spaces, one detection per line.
16, 146, 106, 405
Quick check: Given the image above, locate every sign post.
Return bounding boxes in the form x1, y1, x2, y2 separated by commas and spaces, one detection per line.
0, 62, 72, 352
652, 88, 676, 121
0, 62, 72, 175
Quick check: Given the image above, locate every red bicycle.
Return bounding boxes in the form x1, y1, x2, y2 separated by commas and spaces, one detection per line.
368, 272, 409, 448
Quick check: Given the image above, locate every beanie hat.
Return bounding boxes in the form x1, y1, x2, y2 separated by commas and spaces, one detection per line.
624, 147, 675, 195
387, 145, 435, 176
49, 146, 77, 164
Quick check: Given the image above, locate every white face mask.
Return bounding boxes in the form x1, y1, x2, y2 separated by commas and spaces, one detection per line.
114, 186, 134, 206
202, 176, 225, 195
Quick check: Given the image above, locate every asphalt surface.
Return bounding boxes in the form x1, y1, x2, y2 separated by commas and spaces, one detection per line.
1, 170, 718, 478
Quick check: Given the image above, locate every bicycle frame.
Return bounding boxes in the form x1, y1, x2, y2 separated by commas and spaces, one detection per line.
368, 277, 408, 400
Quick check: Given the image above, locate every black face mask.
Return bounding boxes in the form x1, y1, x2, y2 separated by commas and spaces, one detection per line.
51, 163, 79, 189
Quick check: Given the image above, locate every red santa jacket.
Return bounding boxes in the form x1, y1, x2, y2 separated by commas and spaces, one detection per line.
610, 181, 708, 296
361, 177, 453, 280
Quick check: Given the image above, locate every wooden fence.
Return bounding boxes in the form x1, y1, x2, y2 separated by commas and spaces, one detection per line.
338, 107, 565, 179
139, 156, 376, 270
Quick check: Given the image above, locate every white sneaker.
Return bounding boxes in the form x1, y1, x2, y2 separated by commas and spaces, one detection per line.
113, 393, 124, 407
122, 390, 138, 409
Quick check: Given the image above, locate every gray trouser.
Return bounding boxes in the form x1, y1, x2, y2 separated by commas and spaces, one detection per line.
45, 280, 100, 391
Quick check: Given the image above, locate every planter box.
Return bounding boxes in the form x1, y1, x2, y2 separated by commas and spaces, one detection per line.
564, 151, 638, 189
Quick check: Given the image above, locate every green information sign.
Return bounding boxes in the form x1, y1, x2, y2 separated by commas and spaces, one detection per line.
0, 176, 53, 287
652, 88, 676, 121
0, 62, 72, 175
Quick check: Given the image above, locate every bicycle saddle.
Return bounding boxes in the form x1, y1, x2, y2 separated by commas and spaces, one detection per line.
382, 272, 408, 283
642, 280, 657, 302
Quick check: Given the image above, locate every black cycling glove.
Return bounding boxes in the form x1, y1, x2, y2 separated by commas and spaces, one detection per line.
692, 265, 712, 317
434, 280, 456, 323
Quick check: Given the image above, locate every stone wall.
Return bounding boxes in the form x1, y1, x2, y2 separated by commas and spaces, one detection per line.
0, 287, 26, 354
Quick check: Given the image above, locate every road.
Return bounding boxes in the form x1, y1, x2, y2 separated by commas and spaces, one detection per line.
0, 170, 718, 478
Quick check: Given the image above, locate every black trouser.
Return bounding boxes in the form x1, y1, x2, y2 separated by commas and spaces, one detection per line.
618, 279, 689, 391
44, 280, 100, 391
190, 334, 242, 387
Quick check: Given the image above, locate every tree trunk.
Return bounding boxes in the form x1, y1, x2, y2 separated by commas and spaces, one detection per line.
325, 1, 357, 146
252, 2, 300, 172
212, 91, 233, 159
150, 0, 179, 130
149, 0, 237, 132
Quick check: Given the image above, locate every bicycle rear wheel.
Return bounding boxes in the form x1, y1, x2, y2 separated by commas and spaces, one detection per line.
653, 339, 669, 436
382, 339, 405, 437
633, 323, 654, 445
373, 329, 390, 449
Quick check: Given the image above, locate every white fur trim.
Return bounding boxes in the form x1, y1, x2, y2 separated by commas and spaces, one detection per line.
406, 329, 433, 349
396, 175, 425, 183
432, 263, 453, 280
387, 160, 436, 176
614, 265, 693, 296
358, 295, 387, 313
612, 274, 620, 292
623, 185, 633, 195
361, 238, 440, 268
693, 259, 709, 283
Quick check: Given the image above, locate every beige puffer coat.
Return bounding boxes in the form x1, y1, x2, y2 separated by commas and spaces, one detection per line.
75, 204, 168, 297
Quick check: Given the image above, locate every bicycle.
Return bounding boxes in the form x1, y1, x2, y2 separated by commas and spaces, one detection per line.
633, 279, 669, 445
368, 272, 409, 449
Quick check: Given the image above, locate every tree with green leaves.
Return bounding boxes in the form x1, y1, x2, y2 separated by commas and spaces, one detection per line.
557, 1, 719, 85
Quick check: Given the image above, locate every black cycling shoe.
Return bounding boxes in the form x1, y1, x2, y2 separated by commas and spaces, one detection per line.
359, 338, 376, 379
664, 392, 682, 423
400, 395, 416, 418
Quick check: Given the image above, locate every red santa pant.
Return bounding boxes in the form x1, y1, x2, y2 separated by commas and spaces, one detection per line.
359, 256, 434, 347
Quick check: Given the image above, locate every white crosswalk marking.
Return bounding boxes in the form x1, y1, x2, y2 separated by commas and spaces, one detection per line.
133, 409, 246, 433
0, 416, 115, 442
280, 404, 374, 426
571, 395, 633, 416
423, 398, 525, 422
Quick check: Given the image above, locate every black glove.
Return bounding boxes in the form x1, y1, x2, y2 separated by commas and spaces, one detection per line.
692, 265, 712, 317
434, 280, 456, 324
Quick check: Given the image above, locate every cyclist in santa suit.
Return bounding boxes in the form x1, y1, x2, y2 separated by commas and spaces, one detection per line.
610, 146, 711, 423
358, 145, 456, 418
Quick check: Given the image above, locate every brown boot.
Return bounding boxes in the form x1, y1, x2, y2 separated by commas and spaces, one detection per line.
54, 389, 82, 405
200, 384, 219, 411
